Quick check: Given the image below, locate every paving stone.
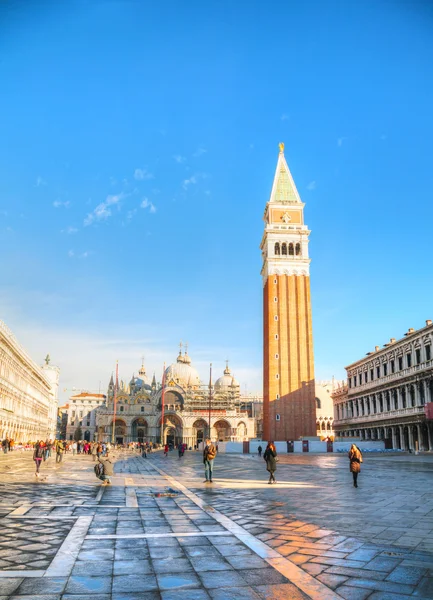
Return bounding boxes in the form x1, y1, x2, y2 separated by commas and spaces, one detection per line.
413, 576, 433, 597
255, 583, 309, 599
239, 568, 289, 586
0, 578, 23, 595
364, 556, 402, 572
386, 565, 425, 584
198, 569, 248, 588
15, 577, 67, 594
161, 589, 210, 599
112, 574, 159, 593
71, 560, 113, 576
339, 578, 414, 594
225, 554, 268, 570
208, 586, 261, 599
316, 573, 349, 589
77, 549, 115, 561
189, 556, 232, 572
157, 572, 202, 590
113, 559, 153, 575
335, 585, 372, 600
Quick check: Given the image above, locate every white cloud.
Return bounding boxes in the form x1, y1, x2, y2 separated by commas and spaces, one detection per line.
134, 168, 154, 181
193, 147, 207, 157
80, 251, 90, 259
65, 227, 78, 234
183, 175, 197, 190
84, 193, 125, 226
140, 198, 156, 214
306, 181, 316, 191
35, 176, 46, 187
173, 155, 186, 164
281, 113, 289, 121
53, 200, 70, 208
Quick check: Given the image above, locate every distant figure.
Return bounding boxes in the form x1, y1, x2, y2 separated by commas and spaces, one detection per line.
263, 441, 277, 484
164, 444, 169, 457
257, 445, 263, 458
55, 440, 64, 463
348, 444, 363, 488
98, 451, 115, 485
33, 441, 45, 477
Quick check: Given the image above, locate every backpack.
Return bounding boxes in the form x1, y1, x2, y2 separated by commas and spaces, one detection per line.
94, 463, 104, 478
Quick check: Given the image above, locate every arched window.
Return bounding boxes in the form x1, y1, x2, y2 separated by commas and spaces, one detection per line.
315, 397, 321, 409
281, 243, 287, 255
295, 243, 301, 256
289, 243, 294, 255
274, 243, 280, 255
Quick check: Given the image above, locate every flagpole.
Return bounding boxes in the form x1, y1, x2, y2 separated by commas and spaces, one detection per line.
160, 363, 166, 445
111, 360, 118, 445
208, 363, 212, 440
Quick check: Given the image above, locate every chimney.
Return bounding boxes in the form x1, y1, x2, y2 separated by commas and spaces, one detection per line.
390, 338, 396, 343
405, 328, 415, 336
426, 320, 432, 326
375, 346, 380, 352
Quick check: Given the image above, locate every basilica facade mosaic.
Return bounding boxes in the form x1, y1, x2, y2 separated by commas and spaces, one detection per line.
96, 349, 256, 446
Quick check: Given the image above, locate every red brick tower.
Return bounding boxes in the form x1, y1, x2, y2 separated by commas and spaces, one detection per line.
261, 144, 316, 441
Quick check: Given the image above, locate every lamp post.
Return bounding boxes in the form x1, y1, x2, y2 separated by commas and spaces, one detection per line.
160, 363, 166, 445
208, 363, 212, 440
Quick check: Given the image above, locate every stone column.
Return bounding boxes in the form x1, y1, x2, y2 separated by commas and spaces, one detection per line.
399, 425, 405, 450
391, 426, 397, 449
427, 423, 433, 451
417, 424, 423, 451
408, 425, 414, 451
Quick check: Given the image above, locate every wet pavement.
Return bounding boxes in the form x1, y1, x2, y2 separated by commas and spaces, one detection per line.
0, 449, 432, 599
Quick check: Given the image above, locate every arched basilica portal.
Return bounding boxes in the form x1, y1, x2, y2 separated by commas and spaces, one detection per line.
96, 350, 256, 445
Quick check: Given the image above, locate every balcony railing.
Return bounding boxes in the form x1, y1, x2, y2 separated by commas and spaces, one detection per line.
349, 360, 433, 395
336, 405, 425, 425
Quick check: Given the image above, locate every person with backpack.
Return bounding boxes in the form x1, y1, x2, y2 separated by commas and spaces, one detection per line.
33, 441, 45, 477
203, 438, 216, 483
97, 451, 115, 485
264, 441, 277, 484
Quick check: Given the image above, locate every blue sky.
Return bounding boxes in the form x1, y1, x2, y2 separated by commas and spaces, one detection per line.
1, 0, 432, 401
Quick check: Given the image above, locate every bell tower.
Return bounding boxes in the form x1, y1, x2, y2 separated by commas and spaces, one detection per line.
261, 144, 316, 441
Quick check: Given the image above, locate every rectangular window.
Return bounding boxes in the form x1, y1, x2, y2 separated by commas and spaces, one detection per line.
416, 349, 421, 364
86, 421, 90, 427
391, 360, 395, 373
348, 378, 352, 389
364, 372, 367, 383
370, 369, 374, 381
376, 366, 380, 378
354, 376, 357, 387
426, 345, 431, 361
383, 363, 388, 376
72, 411, 76, 418
406, 354, 412, 368
398, 356, 403, 370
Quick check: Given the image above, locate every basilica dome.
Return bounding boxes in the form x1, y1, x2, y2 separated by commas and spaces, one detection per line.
215, 364, 240, 392
165, 352, 201, 388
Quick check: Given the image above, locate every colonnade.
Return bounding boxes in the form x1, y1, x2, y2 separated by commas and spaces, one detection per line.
337, 421, 433, 451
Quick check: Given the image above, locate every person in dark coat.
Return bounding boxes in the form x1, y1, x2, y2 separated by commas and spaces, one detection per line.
257, 445, 263, 458
33, 442, 45, 477
263, 441, 277, 484
348, 444, 363, 488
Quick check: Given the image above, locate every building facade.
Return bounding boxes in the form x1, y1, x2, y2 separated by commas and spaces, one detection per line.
332, 320, 433, 451
0, 320, 59, 442
96, 351, 256, 446
65, 393, 106, 441
315, 382, 335, 439
261, 143, 316, 441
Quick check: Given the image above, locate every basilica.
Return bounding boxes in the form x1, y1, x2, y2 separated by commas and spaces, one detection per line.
96, 348, 256, 446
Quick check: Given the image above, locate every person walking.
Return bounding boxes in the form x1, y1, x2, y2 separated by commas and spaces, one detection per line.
258, 445, 263, 458
348, 444, 363, 488
98, 451, 115, 485
72, 441, 77, 456
264, 441, 277, 484
164, 444, 169, 457
55, 439, 64, 463
203, 438, 216, 483
33, 441, 44, 477
91, 442, 98, 461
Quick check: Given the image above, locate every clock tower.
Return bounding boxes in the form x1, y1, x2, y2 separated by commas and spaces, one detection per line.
261, 144, 316, 441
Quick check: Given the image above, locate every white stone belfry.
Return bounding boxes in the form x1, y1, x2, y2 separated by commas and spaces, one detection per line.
260, 145, 311, 284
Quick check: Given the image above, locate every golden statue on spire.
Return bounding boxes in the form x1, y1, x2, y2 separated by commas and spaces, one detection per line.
279, 142, 284, 153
